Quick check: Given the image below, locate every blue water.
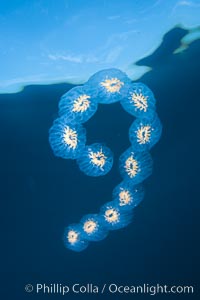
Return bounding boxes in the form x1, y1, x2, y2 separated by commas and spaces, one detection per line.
1, 28, 200, 299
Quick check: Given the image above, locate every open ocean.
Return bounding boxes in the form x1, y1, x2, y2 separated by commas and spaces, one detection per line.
1, 27, 200, 299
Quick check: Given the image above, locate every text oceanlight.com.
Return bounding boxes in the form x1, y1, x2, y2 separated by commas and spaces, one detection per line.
24, 283, 194, 296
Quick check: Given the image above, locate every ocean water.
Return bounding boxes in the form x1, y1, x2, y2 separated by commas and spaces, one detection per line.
1, 28, 200, 299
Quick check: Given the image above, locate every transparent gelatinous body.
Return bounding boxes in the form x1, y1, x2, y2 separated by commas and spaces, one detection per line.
80, 214, 108, 241
48, 68, 162, 252
119, 147, 153, 185
59, 86, 98, 124
77, 143, 113, 176
49, 116, 86, 159
112, 181, 145, 211
85, 68, 132, 104
99, 201, 133, 230
121, 82, 156, 119
63, 224, 89, 252
129, 114, 162, 152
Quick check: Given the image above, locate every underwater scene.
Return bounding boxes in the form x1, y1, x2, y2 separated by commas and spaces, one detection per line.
1, 0, 200, 299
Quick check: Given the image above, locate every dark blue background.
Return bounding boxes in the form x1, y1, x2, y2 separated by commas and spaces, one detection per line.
1, 28, 200, 299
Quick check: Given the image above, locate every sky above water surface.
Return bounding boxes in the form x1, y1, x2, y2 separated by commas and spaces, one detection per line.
0, 0, 200, 93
